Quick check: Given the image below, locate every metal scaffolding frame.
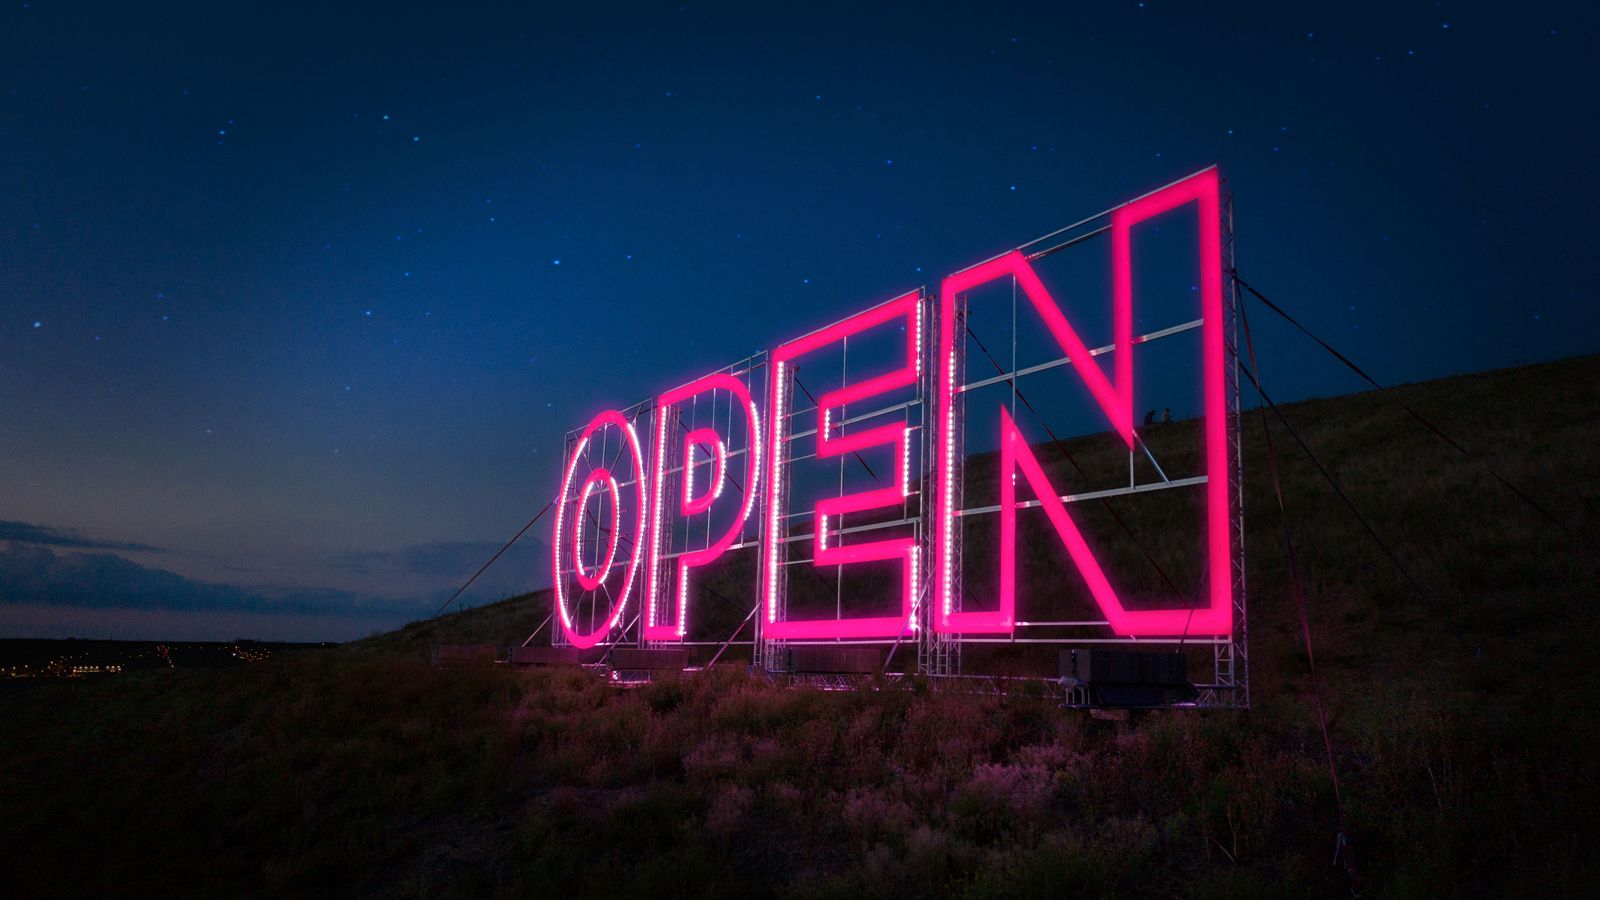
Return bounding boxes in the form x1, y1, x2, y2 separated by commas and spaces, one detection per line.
545, 167, 1247, 708
550, 397, 654, 652
932, 166, 1249, 708
1211, 185, 1250, 709
644, 353, 768, 655
756, 291, 932, 675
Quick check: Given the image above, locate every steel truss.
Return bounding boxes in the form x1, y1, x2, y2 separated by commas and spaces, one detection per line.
551, 396, 653, 652
546, 167, 1247, 709
756, 292, 933, 677
929, 166, 1249, 709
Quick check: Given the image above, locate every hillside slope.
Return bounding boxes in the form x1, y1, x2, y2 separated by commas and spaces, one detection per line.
372, 352, 1600, 703
3, 354, 1597, 898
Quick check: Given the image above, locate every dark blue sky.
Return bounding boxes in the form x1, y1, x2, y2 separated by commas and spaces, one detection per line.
2, 1, 1595, 639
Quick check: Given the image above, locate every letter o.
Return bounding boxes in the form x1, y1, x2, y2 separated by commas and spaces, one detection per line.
552, 410, 647, 648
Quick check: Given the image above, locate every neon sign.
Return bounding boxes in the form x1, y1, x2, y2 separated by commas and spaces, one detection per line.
643, 374, 761, 641
549, 168, 1237, 652
764, 289, 923, 640
551, 409, 647, 649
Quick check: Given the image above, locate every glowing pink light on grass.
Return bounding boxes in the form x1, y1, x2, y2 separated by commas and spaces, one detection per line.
763, 289, 922, 640
643, 373, 760, 641
552, 409, 647, 649
934, 168, 1232, 636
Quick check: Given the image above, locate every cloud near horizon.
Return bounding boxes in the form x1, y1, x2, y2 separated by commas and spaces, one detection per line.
0, 541, 425, 619
0, 520, 553, 639
0, 519, 164, 554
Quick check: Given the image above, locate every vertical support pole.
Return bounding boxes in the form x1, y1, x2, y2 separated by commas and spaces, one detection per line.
749, 355, 767, 672
552, 429, 577, 649
921, 291, 966, 678
1221, 184, 1250, 709
644, 399, 677, 648
760, 357, 794, 673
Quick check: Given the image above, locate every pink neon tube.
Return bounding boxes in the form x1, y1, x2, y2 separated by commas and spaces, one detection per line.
680, 427, 726, 516
571, 467, 620, 592
763, 289, 921, 640
551, 409, 648, 649
934, 168, 1232, 636
642, 373, 760, 641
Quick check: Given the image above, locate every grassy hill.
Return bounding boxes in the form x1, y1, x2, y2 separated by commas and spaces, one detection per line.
3, 354, 1597, 898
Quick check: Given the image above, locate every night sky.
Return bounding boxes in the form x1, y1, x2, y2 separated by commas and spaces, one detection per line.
2, 2, 1595, 640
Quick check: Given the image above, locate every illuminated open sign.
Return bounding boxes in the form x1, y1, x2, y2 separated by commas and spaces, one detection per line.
549, 169, 1236, 653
